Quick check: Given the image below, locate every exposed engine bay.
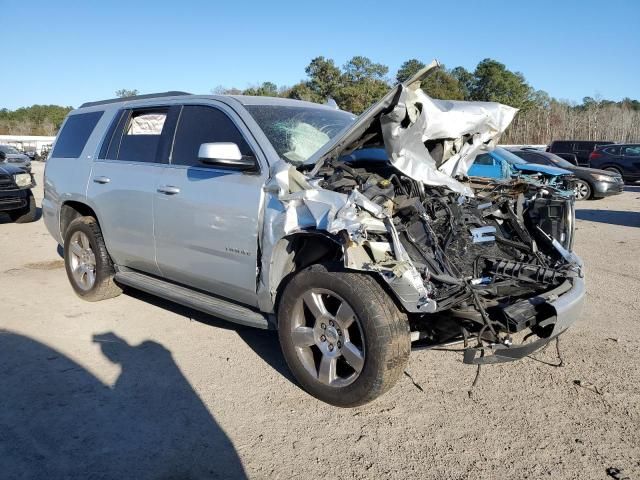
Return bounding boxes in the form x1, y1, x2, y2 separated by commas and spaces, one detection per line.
316, 155, 581, 351
257, 60, 585, 364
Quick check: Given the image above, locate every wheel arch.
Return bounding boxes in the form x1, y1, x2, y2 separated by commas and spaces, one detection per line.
60, 201, 100, 242
265, 231, 408, 321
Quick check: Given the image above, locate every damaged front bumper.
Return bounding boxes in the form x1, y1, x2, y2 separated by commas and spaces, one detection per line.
461, 274, 585, 364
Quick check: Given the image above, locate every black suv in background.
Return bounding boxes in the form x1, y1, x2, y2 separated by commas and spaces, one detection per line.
589, 144, 640, 183
547, 140, 614, 166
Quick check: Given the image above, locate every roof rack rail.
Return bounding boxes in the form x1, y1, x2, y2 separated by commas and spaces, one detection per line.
80, 91, 191, 108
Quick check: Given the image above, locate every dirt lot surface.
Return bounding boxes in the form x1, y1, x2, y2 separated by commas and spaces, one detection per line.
1, 162, 639, 479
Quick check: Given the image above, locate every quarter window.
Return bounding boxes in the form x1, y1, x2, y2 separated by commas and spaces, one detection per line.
52, 111, 104, 158
603, 146, 620, 155
171, 105, 253, 167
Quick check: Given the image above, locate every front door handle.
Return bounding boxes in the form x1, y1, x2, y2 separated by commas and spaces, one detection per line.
157, 185, 181, 195
93, 176, 111, 184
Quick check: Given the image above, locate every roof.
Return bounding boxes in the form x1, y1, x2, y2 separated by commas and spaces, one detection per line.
78, 91, 339, 111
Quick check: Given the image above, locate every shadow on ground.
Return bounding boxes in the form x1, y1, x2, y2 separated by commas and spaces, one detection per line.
0, 330, 247, 479
0, 206, 43, 225
576, 209, 640, 228
125, 288, 296, 386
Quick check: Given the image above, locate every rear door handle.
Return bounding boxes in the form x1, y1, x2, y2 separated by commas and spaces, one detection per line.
157, 185, 180, 195
93, 176, 111, 184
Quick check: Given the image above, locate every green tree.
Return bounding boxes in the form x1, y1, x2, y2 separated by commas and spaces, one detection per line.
396, 59, 425, 83
305, 56, 342, 100
469, 59, 534, 109
285, 82, 321, 102
242, 81, 279, 97
420, 69, 465, 100
115, 89, 139, 98
450, 66, 474, 100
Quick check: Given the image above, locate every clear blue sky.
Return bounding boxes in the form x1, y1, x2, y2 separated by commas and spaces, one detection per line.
2, 0, 638, 109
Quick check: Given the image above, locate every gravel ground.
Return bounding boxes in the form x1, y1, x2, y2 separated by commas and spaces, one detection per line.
1, 162, 639, 479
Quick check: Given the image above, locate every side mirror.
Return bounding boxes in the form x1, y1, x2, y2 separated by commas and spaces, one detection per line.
0, 151, 6, 161
198, 142, 256, 170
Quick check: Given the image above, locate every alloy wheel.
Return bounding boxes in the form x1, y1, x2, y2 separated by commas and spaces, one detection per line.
68, 231, 97, 290
290, 289, 365, 387
574, 180, 590, 200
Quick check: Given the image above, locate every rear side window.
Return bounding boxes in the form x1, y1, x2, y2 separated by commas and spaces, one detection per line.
117, 109, 169, 163
52, 111, 104, 158
603, 146, 620, 155
550, 141, 570, 152
623, 145, 640, 157
171, 105, 253, 167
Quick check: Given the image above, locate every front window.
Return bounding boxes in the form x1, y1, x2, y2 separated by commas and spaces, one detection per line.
245, 105, 355, 165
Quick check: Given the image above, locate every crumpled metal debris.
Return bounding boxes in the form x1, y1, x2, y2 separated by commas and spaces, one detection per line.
380, 85, 517, 196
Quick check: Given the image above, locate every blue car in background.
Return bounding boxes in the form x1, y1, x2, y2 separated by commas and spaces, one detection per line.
468, 147, 573, 190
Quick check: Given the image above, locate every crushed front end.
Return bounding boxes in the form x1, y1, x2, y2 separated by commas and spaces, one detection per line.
257, 60, 585, 364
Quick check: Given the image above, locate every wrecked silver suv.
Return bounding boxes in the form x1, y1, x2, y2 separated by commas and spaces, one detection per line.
44, 61, 584, 407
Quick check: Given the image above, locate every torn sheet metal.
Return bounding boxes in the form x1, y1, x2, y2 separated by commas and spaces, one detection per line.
380, 85, 517, 196
306, 59, 517, 195
257, 160, 435, 313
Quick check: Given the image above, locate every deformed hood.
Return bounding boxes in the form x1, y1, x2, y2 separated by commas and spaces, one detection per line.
307, 60, 518, 196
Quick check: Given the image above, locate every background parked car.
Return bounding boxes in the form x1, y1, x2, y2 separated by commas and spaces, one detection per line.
589, 144, 640, 184
554, 152, 579, 165
0, 144, 32, 172
0, 151, 38, 223
510, 148, 624, 200
547, 140, 614, 166
467, 147, 574, 192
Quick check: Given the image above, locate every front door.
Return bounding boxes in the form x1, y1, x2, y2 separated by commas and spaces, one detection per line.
153, 104, 265, 306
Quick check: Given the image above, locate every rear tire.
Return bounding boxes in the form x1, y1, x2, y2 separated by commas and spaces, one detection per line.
277, 265, 410, 407
63, 216, 122, 302
9, 191, 38, 223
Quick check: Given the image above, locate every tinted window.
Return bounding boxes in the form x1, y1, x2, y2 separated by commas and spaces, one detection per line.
623, 145, 640, 157
117, 109, 168, 163
98, 110, 127, 159
515, 152, 546, 165
603, 146, 621, 155
171, 105, 253, 167
473, 153, 494, 165
550, 141, 571, 152
52, 111, 104, 158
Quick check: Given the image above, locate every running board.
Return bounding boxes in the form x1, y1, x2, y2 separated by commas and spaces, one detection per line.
114, 270, 270, 330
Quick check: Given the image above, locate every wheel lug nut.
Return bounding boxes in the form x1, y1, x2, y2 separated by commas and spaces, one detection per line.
328, 344, 334, 351
329, 320, 334, 326
337, 341, 342, 348
321, 323, 326, 330
320, 335, 326, 342
337, 329, 342, 336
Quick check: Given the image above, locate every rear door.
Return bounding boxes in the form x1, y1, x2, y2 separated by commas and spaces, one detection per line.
621, 145, 640, 179
153, 103, 266, 306
88, 106, 179, 274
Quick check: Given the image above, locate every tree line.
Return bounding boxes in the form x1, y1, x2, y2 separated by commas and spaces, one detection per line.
2, 56, 638, 143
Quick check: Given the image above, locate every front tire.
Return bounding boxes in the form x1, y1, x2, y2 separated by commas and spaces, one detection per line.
573, 179, 592, 200
278, 265, 410, 407
63, 216, 122, 302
